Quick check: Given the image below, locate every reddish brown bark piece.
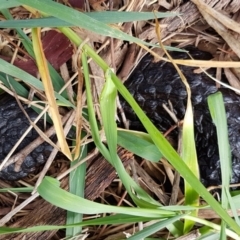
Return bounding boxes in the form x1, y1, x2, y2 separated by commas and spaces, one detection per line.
1, 148, 133, 240
68, 0, 85, 9
1, 30, 73, 76
42, 30, 73, 70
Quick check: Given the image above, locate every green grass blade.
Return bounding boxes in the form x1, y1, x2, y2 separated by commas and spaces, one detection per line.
0, 59, 44, 90
197, 232, 220, 239
0, 214, 166, 235
0, 73, 29, 97
207, 92, 231, 193
208, 92, 233, 240
117, 129, 163, 161
81, 52, 111, 160
100, 69, 118, 161
0, 0, 19, 9
0, 12, 178, 28
37, 176, 176, 217
0, 59, 74, 108
17, 0, 175, 49
99, 69, 163, 207
66, 144, 87, 238
128, 215, 185, 240
182, 98, 199, 233
225, 188, 240, 225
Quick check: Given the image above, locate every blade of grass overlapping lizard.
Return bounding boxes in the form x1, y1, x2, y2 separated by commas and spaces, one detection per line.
208, 92, 231, 196
82, 52, 161, 207
32, 27, 72, 160
208, 92, 240, 237
154, 17, 199, 233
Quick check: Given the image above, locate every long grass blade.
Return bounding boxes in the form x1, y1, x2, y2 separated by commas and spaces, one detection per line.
0, 214, 170, 235
208, 92, 233, 239
0, 11, 178, 28
17, 0, 173, 49
82, 52, 161, 207
66, 144, 87, 238
100, 69, 118, 161
208, 92, 231, 193
37, 177, 175, 217
154, 17, 199, 233
128, 215, 185, 240
32, 27, 72, 160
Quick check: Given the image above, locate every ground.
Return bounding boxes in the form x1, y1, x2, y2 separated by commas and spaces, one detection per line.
0, 0, 240, 239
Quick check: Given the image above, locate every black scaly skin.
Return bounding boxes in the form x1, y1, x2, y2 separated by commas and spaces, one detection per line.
0, 95, 52, 181
120, 46, 240, 187
1, 47, 240, 185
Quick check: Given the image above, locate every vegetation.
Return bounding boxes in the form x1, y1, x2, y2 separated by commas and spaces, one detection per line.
0, 0, 240, 239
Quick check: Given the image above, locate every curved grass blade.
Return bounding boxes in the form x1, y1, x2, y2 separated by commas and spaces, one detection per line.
99, 68, 118, 162
82, 52, 161, 207
117, 129, 163, 161
37, 176, 176, 217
